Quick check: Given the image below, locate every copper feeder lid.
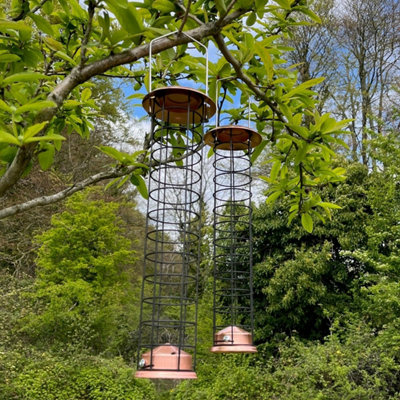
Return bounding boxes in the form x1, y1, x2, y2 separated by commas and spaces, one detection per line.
135, 343, 197, 380
142, 86, 216, 124
211, 326, 257, 353
204, 125, 262, 151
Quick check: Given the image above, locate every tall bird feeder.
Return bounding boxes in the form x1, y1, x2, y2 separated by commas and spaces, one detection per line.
204, 94, 261, 354
135, 32, 216, 379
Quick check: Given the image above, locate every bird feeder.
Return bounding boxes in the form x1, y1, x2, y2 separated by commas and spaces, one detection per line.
135, 32, 216, 379
204, 99, 261, 353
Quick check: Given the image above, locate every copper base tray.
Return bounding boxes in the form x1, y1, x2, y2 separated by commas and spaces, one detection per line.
210, 344, 257, 353
135, 370, 197, 379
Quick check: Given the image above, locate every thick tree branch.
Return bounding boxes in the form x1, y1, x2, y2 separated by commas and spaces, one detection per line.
0, 9, 246, 198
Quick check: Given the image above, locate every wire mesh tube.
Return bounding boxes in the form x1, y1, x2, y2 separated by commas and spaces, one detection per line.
204, 126, 261, 353
136, 87, 215, 379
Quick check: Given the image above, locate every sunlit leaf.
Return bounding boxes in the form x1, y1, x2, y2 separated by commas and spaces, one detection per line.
301, 213, 313, 233
0, 130, 20, 145
130, 174, 148, 199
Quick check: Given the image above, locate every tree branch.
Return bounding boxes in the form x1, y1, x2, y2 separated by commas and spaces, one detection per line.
0, 165, 137, 220
213, 33, 310, 143
213, 34, 281, 117
0, 9, 247, 198
0, 139, 205, 220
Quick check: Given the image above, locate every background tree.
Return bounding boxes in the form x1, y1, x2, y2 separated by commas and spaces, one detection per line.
284, 0, 400, 163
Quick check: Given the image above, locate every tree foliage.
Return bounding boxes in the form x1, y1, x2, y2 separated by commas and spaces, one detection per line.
0, 0, 351, 231
21, 189, 142, 356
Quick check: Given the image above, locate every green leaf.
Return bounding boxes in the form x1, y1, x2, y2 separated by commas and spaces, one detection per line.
69, 0, 86, 19
323, 118, 353, 134
0, 145, 17, 163
0, 130, 20, 145
0, 100, 12, 113
294, 143, 308, 165
3, 72, 48, 84
266, 190, 282, 204
81, 88, 92, 102
301, 213, 313, 233
288, 210, 297, 225
44, 37, 64, 51
286, 124, 309, 138
251, 139, 268, 163
237, 0, 254, 8
22, 122, 48, 140
333, 167, 346, 176
152, 0, 175, 13
116, 175, 130, 189
130, 174, 148, 199
105, 0, 143, 36
270, 160, 281, 181
57, 0, 70, 13
255, 0, 268, 17
105, 177, 121, 190
28, 13, 54, 36
97, 145, 126, 163
126, 93, 144, 100
317, 202, 342, 210
254, 42, 273, 81
0, 19, 32, 37
24, 134, 66, 143
54, 51, 77, 65
64, 100, 81, 108
15, 101, 56, 114
246, 12, 257, 26
38, 143, 55, 170
274, 0, 291, 10
0, 54, 21, 63
297, 7, 322, 23
282, 77, 325, 100
215, 0, 227, 14
42, 0, 54, 15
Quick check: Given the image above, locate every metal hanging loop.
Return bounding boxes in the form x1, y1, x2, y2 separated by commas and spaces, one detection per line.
149, 30, 209, 96
215, 77, 253, 129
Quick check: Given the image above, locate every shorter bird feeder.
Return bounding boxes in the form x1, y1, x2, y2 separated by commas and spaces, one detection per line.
205, 120, 261, 354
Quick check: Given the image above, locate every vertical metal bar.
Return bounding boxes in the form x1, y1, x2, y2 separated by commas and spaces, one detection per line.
248, 136, 255, 340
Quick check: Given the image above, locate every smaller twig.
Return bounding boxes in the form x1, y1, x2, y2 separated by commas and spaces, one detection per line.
225, 0, 238, 17
12, 0, 50, 21
298, 162, 304, 211
178, 0, 192, 33
177, 3, 203, 26
80, 0, 96, 67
